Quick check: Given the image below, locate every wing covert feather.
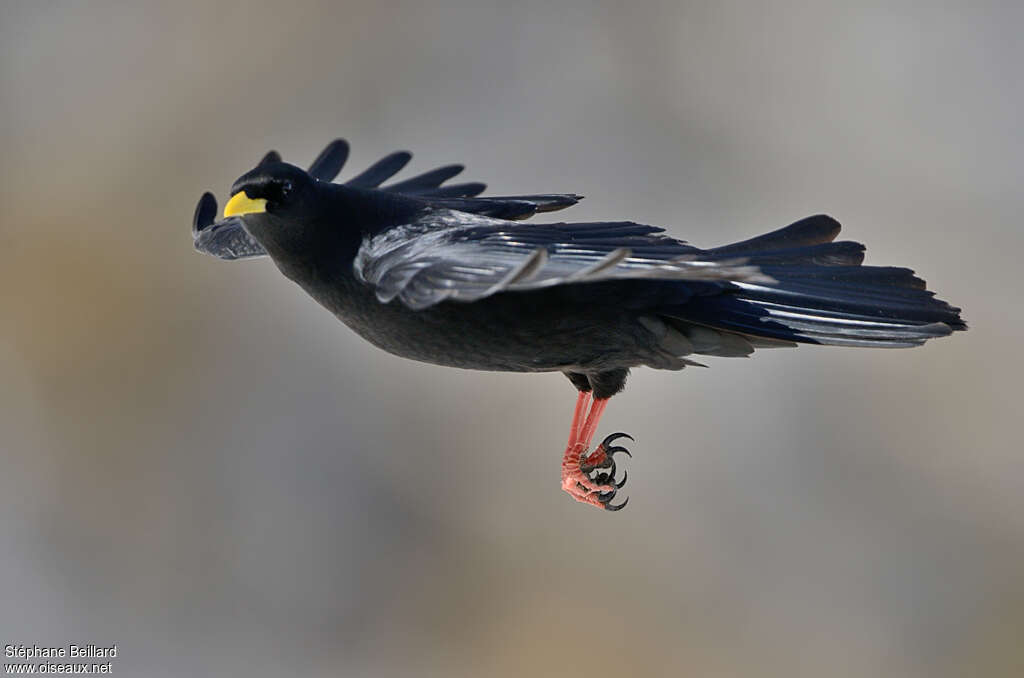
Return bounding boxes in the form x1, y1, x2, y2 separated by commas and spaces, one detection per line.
355, 210, 772, 310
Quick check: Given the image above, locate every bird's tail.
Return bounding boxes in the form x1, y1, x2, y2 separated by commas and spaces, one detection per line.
665, 215, 966, 348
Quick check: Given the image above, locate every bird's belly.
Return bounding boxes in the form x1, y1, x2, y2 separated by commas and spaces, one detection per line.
311, 277, 642, 373
345, 303, 607, 372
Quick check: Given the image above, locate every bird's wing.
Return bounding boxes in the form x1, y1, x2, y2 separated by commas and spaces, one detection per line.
354, 210, 773, 311
193, 139, 581, 260
191, 193, 267, 260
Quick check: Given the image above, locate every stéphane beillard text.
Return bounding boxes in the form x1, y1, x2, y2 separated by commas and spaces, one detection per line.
5, 645, 118, 659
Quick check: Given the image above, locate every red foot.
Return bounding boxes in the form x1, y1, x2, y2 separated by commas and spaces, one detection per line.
559, 392, 632, 511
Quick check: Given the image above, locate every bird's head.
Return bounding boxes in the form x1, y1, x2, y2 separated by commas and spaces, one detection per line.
222, 162, 330, 261
224, 162, 317, 222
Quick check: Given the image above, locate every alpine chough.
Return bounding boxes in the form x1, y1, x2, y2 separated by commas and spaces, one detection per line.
193, 138, 966, 511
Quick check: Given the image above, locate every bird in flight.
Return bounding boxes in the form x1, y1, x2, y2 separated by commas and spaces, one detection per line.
193, 138, 965, 511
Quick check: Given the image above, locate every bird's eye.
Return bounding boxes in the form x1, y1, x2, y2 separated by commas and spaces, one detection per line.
265, 180, 293, 206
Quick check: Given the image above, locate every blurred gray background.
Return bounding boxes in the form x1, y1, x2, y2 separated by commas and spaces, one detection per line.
1, 1, 1021, 676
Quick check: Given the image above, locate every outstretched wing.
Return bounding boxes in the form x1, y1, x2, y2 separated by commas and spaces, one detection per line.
354, 210, 772, 311
192, 138, 581, 260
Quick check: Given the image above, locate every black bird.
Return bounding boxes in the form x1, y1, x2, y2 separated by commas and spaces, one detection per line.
193, 138, 965, 510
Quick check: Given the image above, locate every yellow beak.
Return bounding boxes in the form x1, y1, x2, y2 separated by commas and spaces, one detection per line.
223, 191, 267, 218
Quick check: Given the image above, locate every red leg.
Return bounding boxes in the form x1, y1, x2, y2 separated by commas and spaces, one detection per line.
559, 392, 632, 510
570, 390, 593, 443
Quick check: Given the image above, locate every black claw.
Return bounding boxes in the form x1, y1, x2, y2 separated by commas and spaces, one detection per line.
603, 496, 629, 511
600, 432, 634, 448
571, 430, 634, 510
604, 445, 632, 459
600, 432, 633, 460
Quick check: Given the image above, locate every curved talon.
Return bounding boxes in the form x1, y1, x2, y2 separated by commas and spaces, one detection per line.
560, 394, 635, 511
601, 432, 634, 447
604, 445, 632, 459
603, 496, 629, 511
573, 431, 632, 507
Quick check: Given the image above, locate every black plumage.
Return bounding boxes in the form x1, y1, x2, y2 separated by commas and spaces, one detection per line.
193, 138, 965, 510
